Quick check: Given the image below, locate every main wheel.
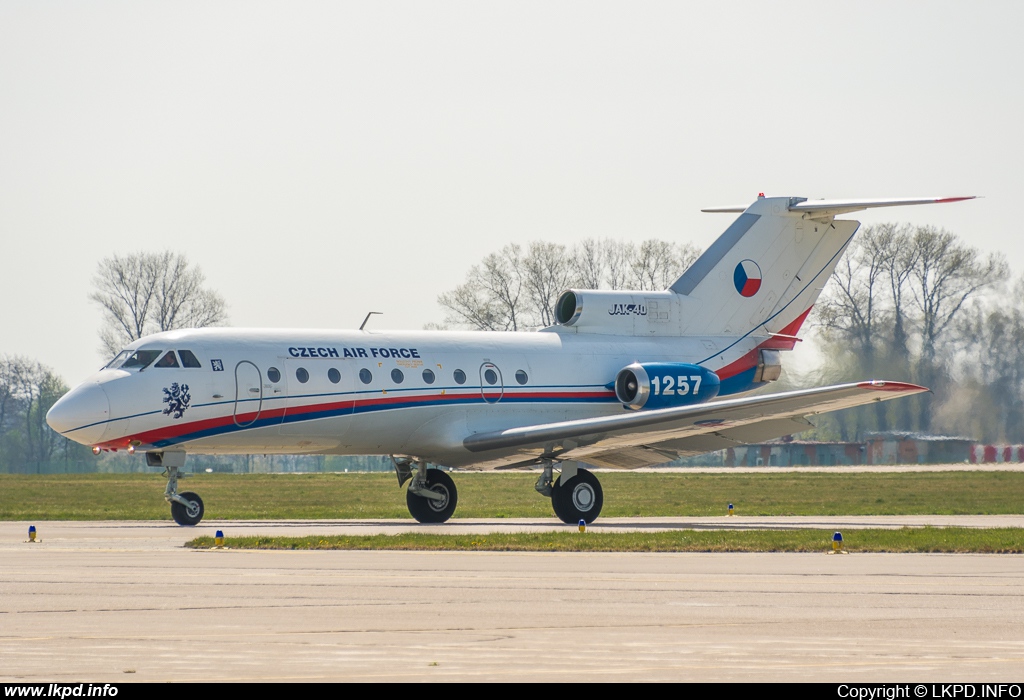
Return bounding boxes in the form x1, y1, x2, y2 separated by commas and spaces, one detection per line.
171, 491, 205, 526
406, 470, 458, 523
551, 468, 603, 524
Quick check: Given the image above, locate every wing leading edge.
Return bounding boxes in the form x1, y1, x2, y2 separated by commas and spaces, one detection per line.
461, 381, 927, 469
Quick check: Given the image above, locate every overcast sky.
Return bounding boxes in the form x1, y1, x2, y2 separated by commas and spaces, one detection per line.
2, 1, 1021, 385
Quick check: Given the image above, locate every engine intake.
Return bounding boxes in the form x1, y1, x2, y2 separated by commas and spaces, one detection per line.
614, 362, 720, 410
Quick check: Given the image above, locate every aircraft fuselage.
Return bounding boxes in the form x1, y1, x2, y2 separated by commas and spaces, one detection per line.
49, 326, 773, 468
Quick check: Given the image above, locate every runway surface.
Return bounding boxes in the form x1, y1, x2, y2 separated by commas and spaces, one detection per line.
2, 519, 1024, 682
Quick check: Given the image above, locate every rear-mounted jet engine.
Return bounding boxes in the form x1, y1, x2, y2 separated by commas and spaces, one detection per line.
614, 362, 721, 410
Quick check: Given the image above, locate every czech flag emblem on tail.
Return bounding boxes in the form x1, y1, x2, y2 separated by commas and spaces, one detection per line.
733, 259, 762, 297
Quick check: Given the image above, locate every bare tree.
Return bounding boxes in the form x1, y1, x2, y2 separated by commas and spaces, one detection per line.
438, 244, 529, 331
523, 242, 575, 327
439, 238, 703, 331
909, 227, 1008, 429
877, 223, 920, 360
602, 240, 634, 290
910, 226, 1009, 366
90, 251, 228, 358
627, 240, 700, 290
571, 239, 605, 290
815, 226, 908, 432
950, 276, 1024, 442
813, 222, 1009, 437
0, 357, 68, 467
817, 225, 908, 369
0, 357, 19, 443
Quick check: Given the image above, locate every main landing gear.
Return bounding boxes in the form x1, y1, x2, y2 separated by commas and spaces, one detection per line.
147, 451, 205, 526
536, 461, 604, 524
393, 457, 459, 523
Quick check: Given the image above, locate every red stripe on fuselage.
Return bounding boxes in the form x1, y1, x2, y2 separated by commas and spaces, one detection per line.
715, 349, 760, 380
94, 389, 616, 450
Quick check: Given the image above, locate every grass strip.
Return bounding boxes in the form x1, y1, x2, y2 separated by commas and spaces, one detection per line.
4, 471, 1024, 520
185, 527, 1024, 553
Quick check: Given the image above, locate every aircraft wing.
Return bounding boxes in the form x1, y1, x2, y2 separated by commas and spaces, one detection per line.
461, 381, 926, 469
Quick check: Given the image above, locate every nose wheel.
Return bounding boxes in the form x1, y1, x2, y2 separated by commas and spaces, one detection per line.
148, 451, 206, 526
170, 491, 205, 526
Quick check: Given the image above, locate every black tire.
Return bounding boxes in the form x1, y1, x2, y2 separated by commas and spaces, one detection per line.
406, 469, 458, 524
171, 491, 204, 526
551, 468, 603, 524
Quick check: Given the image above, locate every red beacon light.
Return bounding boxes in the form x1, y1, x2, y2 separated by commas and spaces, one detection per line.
757, 192, 765, 198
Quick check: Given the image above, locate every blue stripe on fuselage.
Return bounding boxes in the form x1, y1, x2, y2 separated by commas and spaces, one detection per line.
149, 392, 619, 448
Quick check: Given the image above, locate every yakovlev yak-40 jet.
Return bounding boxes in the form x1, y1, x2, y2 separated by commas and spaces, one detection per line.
47, 195, 973, 525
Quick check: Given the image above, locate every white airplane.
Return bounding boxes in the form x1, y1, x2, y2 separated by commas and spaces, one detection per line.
46, 195, 973, 526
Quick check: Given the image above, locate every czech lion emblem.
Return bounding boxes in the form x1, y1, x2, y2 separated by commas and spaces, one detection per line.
162, 383, 191, 419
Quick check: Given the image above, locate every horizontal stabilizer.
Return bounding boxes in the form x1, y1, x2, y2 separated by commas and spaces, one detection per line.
702, 196, 976, 215
788, 196, 976, 217
700, 205, 748, 213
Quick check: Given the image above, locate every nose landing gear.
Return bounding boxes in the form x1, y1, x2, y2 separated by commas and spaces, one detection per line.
147, 451, 205, 526
169, 487, 205, 526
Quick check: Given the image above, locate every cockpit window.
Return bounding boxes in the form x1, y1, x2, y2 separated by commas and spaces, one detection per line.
103, 350, 132, 370
178, 350, 202, 368
118, 349, 162, 370
154, 351, 180, 368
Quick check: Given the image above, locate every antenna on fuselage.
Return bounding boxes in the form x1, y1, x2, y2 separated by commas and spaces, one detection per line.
359, 311, 382, 331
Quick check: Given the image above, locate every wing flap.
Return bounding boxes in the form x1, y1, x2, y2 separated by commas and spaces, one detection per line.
580, 416, 818, 469
713, 415, 816, 444
583, 446, 682, 470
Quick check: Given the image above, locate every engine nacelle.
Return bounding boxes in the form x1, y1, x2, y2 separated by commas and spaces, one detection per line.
614, 362, 721, 410
553, 289, 695, 336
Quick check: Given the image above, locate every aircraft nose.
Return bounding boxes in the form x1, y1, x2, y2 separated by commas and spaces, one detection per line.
46, 382, 111, 445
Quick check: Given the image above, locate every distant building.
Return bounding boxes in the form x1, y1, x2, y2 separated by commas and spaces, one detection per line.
969, 444, 1024, 464
724, 440, 865, 467
862, 432, 973, 465
716, 432, 977, 467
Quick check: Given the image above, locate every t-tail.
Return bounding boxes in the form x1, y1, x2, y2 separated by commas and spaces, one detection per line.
557, 194, 970, 343
552, 195, 975, 342
675, 195, 975, 338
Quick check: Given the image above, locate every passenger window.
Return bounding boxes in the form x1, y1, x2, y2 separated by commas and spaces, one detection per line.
178, 350, 202, 368
296, 367, 309, 383
267, 367, 281, 383
328, 368, 341, 384
120, 349, 161, 370
484, 368, 498, 385
154, 352, 180, 368
453, 369, 466, 385
515, 370, 528, 385
422, 369, 435, 384
359, 369, 373, 384
391, 369, 404, 384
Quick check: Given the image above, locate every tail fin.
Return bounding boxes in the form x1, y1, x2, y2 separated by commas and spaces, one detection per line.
671, 195, 974, 339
